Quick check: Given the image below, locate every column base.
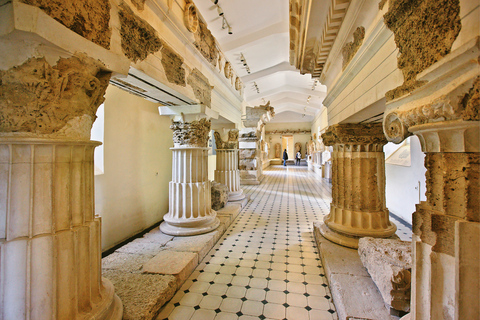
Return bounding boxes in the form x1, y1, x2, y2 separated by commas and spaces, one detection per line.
160, 212, 220, 236
319, 222, 399, 249
91, 278, 123, 320
228, 189, 246, 201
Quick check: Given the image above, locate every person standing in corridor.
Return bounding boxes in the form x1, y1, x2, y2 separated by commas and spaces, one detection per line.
283, 149, 288, 166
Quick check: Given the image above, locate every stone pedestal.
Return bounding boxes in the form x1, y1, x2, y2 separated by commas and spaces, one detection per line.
319, 123, 397, 248
0, 53, 123, 319
160, 119, 219, 236
215, 149, 245, 201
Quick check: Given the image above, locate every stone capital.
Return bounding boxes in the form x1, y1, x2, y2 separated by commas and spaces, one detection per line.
214, 129, 238, 149
170, 117, 211, 148
321, 123, 388, 147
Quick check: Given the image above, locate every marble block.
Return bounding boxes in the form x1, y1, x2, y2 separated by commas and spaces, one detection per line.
358, 237, 413, 312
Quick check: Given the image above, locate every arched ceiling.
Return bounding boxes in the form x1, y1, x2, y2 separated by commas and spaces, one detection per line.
194, 0, 327, 122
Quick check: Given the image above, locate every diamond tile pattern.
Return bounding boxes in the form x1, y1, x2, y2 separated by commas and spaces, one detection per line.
156, 166, 412, 320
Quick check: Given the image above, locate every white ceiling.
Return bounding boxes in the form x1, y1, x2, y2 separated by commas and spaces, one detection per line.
194, 0, 327, 122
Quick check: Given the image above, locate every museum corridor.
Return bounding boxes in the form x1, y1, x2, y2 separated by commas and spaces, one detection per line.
157, 166, 412, 320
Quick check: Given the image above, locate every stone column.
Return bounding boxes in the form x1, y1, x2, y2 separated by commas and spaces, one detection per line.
407, 121, 479, 320
319, 123, 397, 249
0, 55, 122, 319
214, 130, 245, 201
160, 118, 220, 236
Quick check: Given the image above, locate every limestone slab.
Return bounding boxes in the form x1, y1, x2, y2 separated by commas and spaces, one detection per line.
102, 252, 153, 273
143, 250, 198, 288
116, 238, 166, 257
142, 229, 174, 245
103, 269, 177, 320
165, 233, 215, 262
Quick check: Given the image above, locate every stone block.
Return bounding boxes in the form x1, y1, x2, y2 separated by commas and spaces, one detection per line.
239, 149, 256, 159
143, 250, 198, 288
358, 237, 412, 312
115, 238, 166, 257
142, 229, 174, 245
211, 181, 229, 211
103, 269, 177, 320
165, 233, 216, 262
239, 159, 256, 170
102, 252, 153, 273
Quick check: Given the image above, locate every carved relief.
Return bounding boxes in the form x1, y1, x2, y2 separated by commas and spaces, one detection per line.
194, 21, 218, 67
266, 129, 311, 135
0, 54, 111, 139
235, 77, 242, 91
184, 2, 199, 33
383, 77, 479, 143
170, 118, 211, 147
342, 26, 365, 70
383, 0, 461, 100
322, 123, 388, 146
224, 61, 232, 79
130, 0, 146, 11
214, 129, 239, 149
118, 4, 162, 62
21, 0, 111, 49
187, 68, 212, 107
161, 44, 186, 86
274, 143, 281, 158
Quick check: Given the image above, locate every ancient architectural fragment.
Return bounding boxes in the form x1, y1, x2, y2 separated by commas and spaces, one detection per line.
0, 54, 121, 319
383, 0, 461, 100
0, 54, 110, 139
342, 26, 365, 69
161, 118, 219, 236
21, 0, 111, 49
319, 123, 397, 248
187, 68, 212, 107
214, 130, 245, 201
161, 44, 186, 86
184, 1, 199, 33
211, 182, 229, 210
118, 4, 162, 62
193, 21, 218, 67
130, 0, 146, 11
224, 61, 232, 79
358, 238, 412, 312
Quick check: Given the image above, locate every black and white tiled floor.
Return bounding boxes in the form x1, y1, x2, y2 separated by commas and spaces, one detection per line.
157, 165, 412, 320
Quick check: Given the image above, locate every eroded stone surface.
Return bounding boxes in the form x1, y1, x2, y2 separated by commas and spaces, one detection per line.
358, 237, 412, 312
0, 55, 110, 138
384, 0, 461, 100
130, 0, 146, 11
193, 21, 218, 67
103, 269, 177, 320
21, 0, 111, 49
214, 129, 239, 149
161, 44, 186, 86
342, 26, 365, 69
211, 182, 229, 211
321, 123, 388, 146
115, 239, 166, 257
102, 252, 152, 273
119, 4, 162, 62
142, 229, 174, 244
239, 149, 256, 159
187, 68, 212, 107
143, 250, 198, 287
165, 233, 216, 262
170, 117, 210, 147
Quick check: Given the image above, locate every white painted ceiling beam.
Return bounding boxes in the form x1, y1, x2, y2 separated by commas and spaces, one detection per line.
221, 21, 288, 52
241, 62, 299, 83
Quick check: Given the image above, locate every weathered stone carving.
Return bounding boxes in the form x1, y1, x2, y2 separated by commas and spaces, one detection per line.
322, 123, 388, 146
21, 0, 111, 49
0, 54, 111, 139
161, 44, 186, 86
170, 117, 211, 147
295, 142, 302, 153
306, 139, 315, 156
383, 77, 480, 143
243, 101, 275, 127
235, 77, 242, 91
119, 4, 162, 62
358, 237, 412, 312
184, 2, 199, 33
130, 0, 146, 11
211, 182, 228, 211
214, 129, 239, 149
383, 0, 461, 100
193, 21, 218, 67
187, 68, 212, 107
274, 143, 281, 158
342, 26, 365, 70
266, 129, 311, 135
224, 61, 232, 79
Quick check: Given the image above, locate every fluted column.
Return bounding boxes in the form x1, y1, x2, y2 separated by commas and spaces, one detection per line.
160, 118, 219, 236
319, 123, 397, 248
0, 55, 122, 319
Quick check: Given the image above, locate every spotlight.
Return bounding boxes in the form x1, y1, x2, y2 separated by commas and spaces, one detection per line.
228, 26, 233, 34
217, 6, 224, 16
211, 0, 218, 4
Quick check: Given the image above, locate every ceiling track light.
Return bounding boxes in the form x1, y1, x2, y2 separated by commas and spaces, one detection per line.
216, 1, 232, 35
217, 6, 224, 16
239, 53, 251, 74
252, 82, 260, 94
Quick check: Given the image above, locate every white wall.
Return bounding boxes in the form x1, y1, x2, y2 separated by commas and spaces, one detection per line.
385, 136, 426, 224
96, 85, 173, 251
